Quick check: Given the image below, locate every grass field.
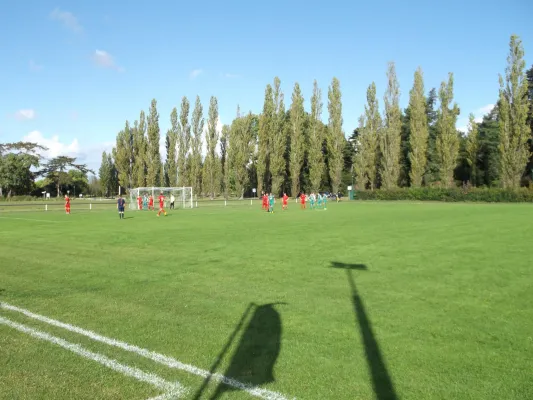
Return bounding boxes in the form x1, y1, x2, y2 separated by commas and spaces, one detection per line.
1, 201, 532, 399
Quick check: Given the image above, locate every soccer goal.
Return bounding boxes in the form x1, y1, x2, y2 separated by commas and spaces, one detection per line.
128, 187, 194, 210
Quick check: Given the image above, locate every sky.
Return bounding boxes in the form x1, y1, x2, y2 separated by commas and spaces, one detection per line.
1, 0, 532, 172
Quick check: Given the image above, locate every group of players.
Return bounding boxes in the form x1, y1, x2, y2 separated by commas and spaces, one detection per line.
135, 193, 175, 212
261, 192, 328, 213
135, 193, 169, 217
63, 190, 327, 218
62, 193, 168, 219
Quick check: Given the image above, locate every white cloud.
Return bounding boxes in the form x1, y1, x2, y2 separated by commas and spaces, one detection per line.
29, 60, 43, 71
457, 104, 494, 133
23, 131, 80, 158
223, 73, 240, 79
50, 8, 83, 34
190, 69, 203, 79
92, 50, 124, 72
15, 109, 36, 120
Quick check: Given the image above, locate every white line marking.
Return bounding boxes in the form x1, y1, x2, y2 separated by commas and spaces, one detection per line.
0, 316, 187, 399
0, 217, 62, 223
1, 302, 293, 400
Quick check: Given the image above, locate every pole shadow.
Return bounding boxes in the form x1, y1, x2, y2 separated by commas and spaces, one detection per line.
0, 288, 5, 296
330, 262, 398, 400
192, 302, 285, 400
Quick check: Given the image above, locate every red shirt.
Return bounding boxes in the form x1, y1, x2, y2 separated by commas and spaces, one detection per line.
65, 196, 70, 205
149, 196, 154, 204
263, 195, 267, 203
158, 195, 165, 206
300, 194, 306, 203
282, 195, 288, 203
137, 196, 142, 203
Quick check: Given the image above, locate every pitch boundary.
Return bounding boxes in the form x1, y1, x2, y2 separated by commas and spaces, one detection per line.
0, 316, 187, 399
0, 302, 294, 400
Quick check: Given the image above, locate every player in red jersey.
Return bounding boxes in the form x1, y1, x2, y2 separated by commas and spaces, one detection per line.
64, 194, 71, 214
260, 194, 264, 210
148, 195, 154, 211
157, 192, 167, 217
137, 195, 142, 210
300, 193, 306, 209
282, 193, 289, 210
261, 193, 267, 210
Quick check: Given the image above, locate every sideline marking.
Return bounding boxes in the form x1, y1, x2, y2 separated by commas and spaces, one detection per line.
1, 302, 294, 400
0, 316, 186, 399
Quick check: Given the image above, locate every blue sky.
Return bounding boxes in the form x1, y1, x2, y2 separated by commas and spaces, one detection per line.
1, 0, 532, 171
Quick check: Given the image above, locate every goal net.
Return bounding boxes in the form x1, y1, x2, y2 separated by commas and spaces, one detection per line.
128, 187, 193, 210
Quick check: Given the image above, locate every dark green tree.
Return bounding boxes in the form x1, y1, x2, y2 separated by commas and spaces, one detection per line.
0, 153, 39, 196
146, 99, 162, 186
39, 156, 93, 197
165, 107, 179, 186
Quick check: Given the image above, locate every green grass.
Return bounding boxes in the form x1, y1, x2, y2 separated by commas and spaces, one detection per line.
1, 202, 532, 400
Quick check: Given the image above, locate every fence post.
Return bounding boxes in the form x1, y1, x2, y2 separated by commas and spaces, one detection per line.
250, 198, 252, 206
90, 203, 92, 210
225, 200, 227, 207
45, 204, 48, 212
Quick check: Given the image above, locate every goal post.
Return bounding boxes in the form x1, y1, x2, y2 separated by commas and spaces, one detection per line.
128, 187, 193, 210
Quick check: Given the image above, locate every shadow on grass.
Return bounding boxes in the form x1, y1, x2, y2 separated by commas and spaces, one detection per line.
0, 288, 4, 296
331, 262, 398, 400
192, 302, 285, 400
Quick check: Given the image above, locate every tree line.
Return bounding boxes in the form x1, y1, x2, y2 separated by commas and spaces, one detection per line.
1, 35, 532, 199
99, 35, 532, 198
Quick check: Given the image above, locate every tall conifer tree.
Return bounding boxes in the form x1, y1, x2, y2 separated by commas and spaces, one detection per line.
435, 73, 460, 187
499, 35, 531, 188
380, 62, 402, 189
408, 68, 429, 187
289, 82, 305, 196
327, 77, 344, 193
146, 99, 161, 186
308, 80, 324, 192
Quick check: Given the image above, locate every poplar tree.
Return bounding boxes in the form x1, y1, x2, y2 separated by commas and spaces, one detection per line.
380, 62, 402, 189
499, 35, 531, 188
308, 80, 324, 192
435, 73, 460, 187
132, 111, 147, 188
258, 84, 274, 194
353, 115, 367, 188
178, 97, 191, 187
270, 77, 286, 195
114, 121, 133, 189
190, 95, 204, 194
358, 82, 381, 190
230, 108, 254, 198
289, 82, 305, 196
146, 99, 161, 186
408, 68, 429, 187
327, 77, 344, 194
99, 151, 112, 196
220, 124, 230, 198
465, 113, 479, 185
165, 107, 178, 186
206, 96, 219, 198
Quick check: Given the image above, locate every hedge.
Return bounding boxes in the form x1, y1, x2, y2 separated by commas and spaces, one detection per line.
354, 187, 533, 203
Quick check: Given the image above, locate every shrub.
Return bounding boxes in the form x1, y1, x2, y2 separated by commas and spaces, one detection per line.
354, 187, 533, 203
